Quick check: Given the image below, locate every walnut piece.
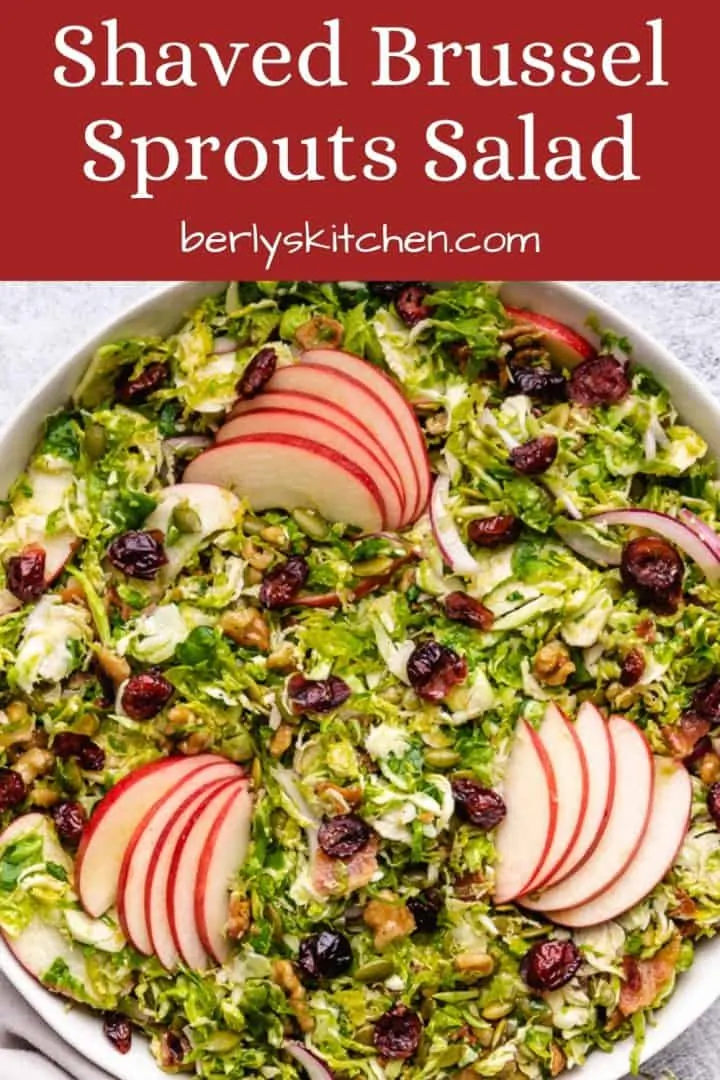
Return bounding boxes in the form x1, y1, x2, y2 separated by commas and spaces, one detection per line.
533, 641, 575, 686
363, 898, 416, 950
272, 959, 314, 1032
220, 608, 270, 652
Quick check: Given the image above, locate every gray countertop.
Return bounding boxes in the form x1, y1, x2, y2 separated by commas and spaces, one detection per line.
0, 281, 718, 1080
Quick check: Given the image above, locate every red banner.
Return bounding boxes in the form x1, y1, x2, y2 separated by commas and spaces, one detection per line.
1, 1, 715, 278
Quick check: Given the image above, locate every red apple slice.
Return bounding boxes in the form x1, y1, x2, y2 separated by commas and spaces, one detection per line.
521, 704, 589, 895
493, 720, 558, 904
117, 758, 242, 954
168, 779, 248, 970
551, 757, 692, 928
539, 702, 617, 890
147, 776, 239, 970
183, 433, 384, 533
522, 716, 654, 913
267, 364, 417, 526
76, 754, 230, 918
505, 307, 597, 368
195, 780, 254, 964
216, 408, 404, 530
300, 350, 431, 522
227, 389, 405, 522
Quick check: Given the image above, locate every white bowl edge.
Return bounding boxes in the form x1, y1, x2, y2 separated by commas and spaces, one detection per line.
0, 279, 717, 1080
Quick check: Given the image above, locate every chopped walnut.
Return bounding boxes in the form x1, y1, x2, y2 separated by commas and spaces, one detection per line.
363, 898, 416, 950
316, 781, 363, 813
220, 608, 270, 652
533, 641, 575, 687
60, 579, 87, 605
95, 647, 131, 688
259, 525, 289, 549
550, 1043, 566, 1077
166, 704, 197, 729
699, 752, 720, 786
453, 951, 495, 976
269, 724, 293, 758
13, 747, 54, 785
226, 893, 251, 940
177, 732, 210, 756
272, 959, 314, 1032
241, 539, 274, 571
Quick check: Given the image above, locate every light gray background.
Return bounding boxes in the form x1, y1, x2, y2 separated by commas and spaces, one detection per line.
1, 281, 719, 1080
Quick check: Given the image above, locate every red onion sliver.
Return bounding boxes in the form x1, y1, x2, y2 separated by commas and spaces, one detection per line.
679, 509, 720, 560
589, 508, 720, 584
284, 1041, 336, 1080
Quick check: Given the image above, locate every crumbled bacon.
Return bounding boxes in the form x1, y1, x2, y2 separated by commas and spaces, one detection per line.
311, 835, 379, 896
663, 713, 711, 760
618, 938, 681, 1017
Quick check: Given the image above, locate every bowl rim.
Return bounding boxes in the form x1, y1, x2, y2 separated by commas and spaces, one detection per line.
0, 279, 717, 1080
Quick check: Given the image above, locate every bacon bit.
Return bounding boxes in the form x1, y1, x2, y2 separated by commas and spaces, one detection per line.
550, 1043, 567, 1077
312, 835, 379, 897
618, 937, 681, 1017
663, 713, 711, 759
60, 579, 86, 605
363, 898, 416, 950
454, 870, 487, 901
316, 781, 363, 812
636, 618, 656, 643
669, 889, 698, 921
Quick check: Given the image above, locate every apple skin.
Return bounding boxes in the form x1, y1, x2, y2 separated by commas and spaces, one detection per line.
267, 363, 418, 525
493, 720, 559, 905
184, 432, 385, 534
551, 756, 692, 928
505, 307, 597, 368
215, 407, 404, 530
226, 388, 406, 524
521, 703, 589, 896
76, 755, 230, 919
117, 758, 242, 955
300, 349, 431, 522
522, 715, 654, 914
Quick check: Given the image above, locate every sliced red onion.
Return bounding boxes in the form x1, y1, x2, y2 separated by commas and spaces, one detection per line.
212, 336, 239, 355
284, 1041, 335, 1080
554, 519, 622, 567
430, 476, 481, 575
589, 508, 720, 584
679, 509, 720, 560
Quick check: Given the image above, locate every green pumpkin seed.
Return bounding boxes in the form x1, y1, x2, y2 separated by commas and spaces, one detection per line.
354, 958, 395, 983
171, 505, 201, 535
202, 1031, 242, 1053
423, 748, 461, 769
352, 557, 394, 578
482, 1001, 513, 1021
292, 507, 330, 540
84, 423, 108, 460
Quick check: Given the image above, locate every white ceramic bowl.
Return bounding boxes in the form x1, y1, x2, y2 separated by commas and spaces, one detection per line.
0, 281, 717, 1080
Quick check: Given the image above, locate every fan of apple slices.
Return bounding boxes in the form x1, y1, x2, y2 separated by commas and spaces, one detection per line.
494, 703, 692, 927
184, 349, 432, 532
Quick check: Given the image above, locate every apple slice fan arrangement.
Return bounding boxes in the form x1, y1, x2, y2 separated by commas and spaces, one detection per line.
1, 281, 720, 1080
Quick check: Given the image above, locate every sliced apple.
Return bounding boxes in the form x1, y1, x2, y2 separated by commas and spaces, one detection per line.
146, 776, 238, 970
522, 703, 589, 895
183, 433, 384, 533
216, 408, 403, 530
539, 701, 617, 890
300, 350, 431, 521
505, 307, 597, 369
493, 720, 558, 905
168, 779, 247, 970
522, 716, 654, 913
144, 482, 240, 583
227, 389, 405, 521
117, 757, 242, 954
195, 780, 254, 964
551, 757, 692, 928
76, 754, 232, 918
267, 364, 416, 525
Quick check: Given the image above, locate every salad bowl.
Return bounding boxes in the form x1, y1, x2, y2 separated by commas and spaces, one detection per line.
0, 280, 718, 1080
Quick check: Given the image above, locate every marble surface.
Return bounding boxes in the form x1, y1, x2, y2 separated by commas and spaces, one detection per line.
1, 281, 719, 1080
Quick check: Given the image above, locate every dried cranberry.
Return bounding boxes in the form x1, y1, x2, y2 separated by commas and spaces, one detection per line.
318, 814, 372, 859
395, 285, 431, 327
683, 733, 713, 771
259, 555, 309, 609
108, 531, 168, 580
51, 801, 87, 845
287, 673, 351, 714
452, 779, 507, 830
692, 675, 720, 721
467, 515, 521, 548
0, 767, 26, 810
508, 360, 567, 403
444, 591, 494, 631
236, 347, 277, 399
509, 435, 558, 475
6, 545, 46, 602
406, 639, 467, 702
569, 355, 630, 407
373, 1004, 423, 1060
621, 536, 684, 614
159, 1031, 190, 1069
521, 940, 582, 991
116, 362, 169, 404
121, 671, 174, 720
298, 930, 352, 979
708, 782, 720, 827
620, 648, 645, 687
53, 732, 105, 772
103, 1013, 132, 1055
407, 889, 443, 933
